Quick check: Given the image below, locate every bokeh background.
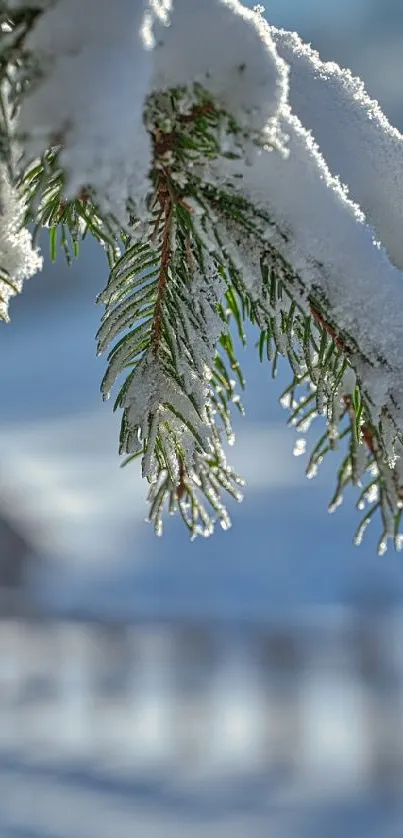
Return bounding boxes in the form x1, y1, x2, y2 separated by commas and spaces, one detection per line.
1, 1, 403, 835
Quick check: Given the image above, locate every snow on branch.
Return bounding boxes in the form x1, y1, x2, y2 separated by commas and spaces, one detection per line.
272, 26, 403, 273
218, 103, 403, 434
3, 0, 403, 548
0, 66, 42, 320
0, 163, 42, 320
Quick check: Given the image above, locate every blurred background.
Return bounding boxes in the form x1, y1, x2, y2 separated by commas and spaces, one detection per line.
1, 1, 403, 835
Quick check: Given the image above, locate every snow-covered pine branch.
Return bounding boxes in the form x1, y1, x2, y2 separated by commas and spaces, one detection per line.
2, 0, 403, 551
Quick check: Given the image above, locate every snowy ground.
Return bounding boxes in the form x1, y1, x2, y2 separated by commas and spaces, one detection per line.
0, 749, 402, 838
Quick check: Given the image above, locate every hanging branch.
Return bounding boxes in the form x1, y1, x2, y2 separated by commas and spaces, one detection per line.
2, 0, 403, 551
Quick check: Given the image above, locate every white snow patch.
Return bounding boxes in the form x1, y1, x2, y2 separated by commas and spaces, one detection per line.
271, 26, 403, 273
0, 167, 42, 320
151, 0, 288, 135
19, 0, 154, 221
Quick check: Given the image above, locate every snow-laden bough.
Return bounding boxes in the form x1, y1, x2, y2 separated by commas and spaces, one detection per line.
3, 0, 403, 550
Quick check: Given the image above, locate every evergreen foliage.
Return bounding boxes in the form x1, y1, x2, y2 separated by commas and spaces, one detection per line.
1, 1, 403, 552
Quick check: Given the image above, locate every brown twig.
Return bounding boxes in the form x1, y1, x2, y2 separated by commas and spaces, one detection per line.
151, 179, 172, 355
176, 458, 188, 500
310, 303, 348, 353
152, 102, 216, 158
57, 187, 90, 219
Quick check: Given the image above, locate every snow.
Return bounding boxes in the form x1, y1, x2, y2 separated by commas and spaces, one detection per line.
151, 0, 288, 136
19, 0, 154, 221
18, 0, 288, 219
0, 166, 42, 321
293, 438, 307, 457
271, 26, 403, 273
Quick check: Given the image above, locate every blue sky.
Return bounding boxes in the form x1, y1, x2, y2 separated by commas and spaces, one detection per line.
2, 0, 403, 618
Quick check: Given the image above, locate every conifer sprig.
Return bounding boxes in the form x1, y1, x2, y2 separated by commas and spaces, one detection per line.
2, 3, 403, 550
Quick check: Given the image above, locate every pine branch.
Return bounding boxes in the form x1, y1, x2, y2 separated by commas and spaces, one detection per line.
92, 88, 252, 536
195, 178, 403, 553
16, 80, 403, 549
3, 1, 403, 552
0, 3, 44, 177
